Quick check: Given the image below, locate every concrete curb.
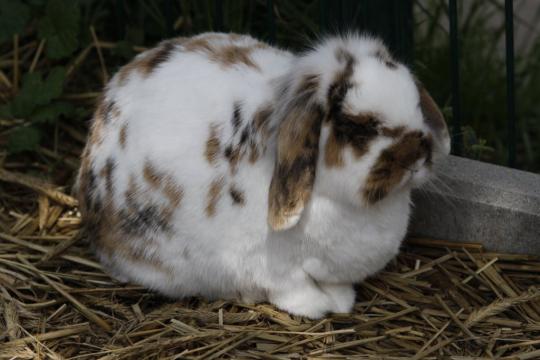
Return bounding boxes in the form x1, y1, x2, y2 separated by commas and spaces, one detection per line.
410, 155, 540, 255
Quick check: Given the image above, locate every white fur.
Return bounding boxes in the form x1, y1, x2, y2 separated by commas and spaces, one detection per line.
81, 33, 450, 318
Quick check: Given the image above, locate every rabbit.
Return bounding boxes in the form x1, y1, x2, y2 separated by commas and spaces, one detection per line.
76, 32, 450, 318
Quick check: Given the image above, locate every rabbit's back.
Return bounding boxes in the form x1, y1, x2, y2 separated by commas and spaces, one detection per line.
77, 33, 292, 297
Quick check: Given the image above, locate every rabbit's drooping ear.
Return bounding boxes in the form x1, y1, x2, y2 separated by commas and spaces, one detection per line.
268, 76, 324, 231
416, 82, 450, 153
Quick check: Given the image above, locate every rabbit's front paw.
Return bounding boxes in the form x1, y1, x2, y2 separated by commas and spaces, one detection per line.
321, 283, 356, 314
269, 283, 334, 319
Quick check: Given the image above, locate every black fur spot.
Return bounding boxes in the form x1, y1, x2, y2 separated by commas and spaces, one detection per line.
119, 205, 170, 236
229, 186, 245, 205
333, 113, 380, 151
103, 157, 116, 194
231, 102, 242, 133
102, 101, 115, 124
224, 144, 233, 158
146, 40, 176, 73
239, 127, 249, 145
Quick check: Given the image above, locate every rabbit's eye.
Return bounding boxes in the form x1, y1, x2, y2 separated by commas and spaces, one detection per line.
324, 111, 381, 166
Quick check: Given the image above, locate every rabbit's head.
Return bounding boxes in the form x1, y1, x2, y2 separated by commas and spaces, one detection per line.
268, 35, 450, 231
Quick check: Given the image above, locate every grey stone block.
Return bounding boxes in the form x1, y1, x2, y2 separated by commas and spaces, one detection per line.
409, 155, 540, 254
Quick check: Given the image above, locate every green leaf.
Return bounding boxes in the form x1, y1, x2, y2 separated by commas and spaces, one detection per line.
112, 40, 136, 60
8, 126, 41, 154
27, 0, 47, 6
0, 1, 30, 42
43, 67, 67, 99
0, 104, 12, 118
38, 0, 80, 59
9, 67, 66, 118
10, 72, 42, 118
30, 102, 74, 124
74, 106, 92, 120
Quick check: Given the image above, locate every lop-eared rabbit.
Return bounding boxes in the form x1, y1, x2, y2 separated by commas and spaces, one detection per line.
76, 33, 450, 318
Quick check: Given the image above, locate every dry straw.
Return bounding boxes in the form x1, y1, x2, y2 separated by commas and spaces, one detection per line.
0, 167, 539, 359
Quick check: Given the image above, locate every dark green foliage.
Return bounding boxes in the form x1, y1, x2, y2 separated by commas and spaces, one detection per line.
0, 1, 31, 42
8, 126, 41, 153
37, 0, 81, 59
9, 67, 66, 118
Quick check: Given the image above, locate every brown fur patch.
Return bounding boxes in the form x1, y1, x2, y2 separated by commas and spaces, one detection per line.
211, 45, 260, 70
117, 61, 138, 86
100, 158, 116, 194
182, 37, 215, 53
297, 74, 320, 97
119, 124, 128, 149
142, 162, 184, 209
216, 104, 274, 172
81, 172, 174, 275
117, 40, 176, 85
268, 104, 323, 230
363, 131, 433, 204
77, 149, 97, 218
116, 35, 264, 86
328, 51, 355, 110
104, 101, 121, 122
206, 176, 225, 217
324, 127, 344, 167
118, 203, 171, 235
182, 37, 260, 70
224, 145, 242, 174
205, 123, 221, 165
97, 203, 171, 273
324, 112, 380, 168
229, 185, 245, 206
120, 172, 181, 237
323, 48, 357, 167
228, 33, 243, 41
142, 40, 176, 74
417, 83, 447, 134
143, 161, 163, 189
328, 49, 355, 110
88, 118, 103, 147
97, 212, 170, 272
253, 105, 272, 138
125, 175, 139, 203
88, 97, 121, 148
381, 125, 405, 138
246, 105, 273, 163
163, 180, 184, 208
268, 68, 328, 230
249, 143, 260, 163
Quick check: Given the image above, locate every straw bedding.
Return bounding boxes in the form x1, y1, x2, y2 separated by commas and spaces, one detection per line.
0, 169, 539, 359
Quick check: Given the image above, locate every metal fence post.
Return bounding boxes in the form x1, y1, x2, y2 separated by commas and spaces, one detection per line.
505, 0, 516, 167
266, 0, 276, 44
214, 0, 224, 32
449, 0, 463, 156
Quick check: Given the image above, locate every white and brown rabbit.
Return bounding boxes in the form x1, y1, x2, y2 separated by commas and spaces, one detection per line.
76, 32, 450, 318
